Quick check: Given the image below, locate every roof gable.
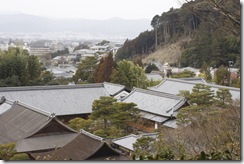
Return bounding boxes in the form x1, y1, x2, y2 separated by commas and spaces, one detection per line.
31, 129, 121, 160
26, 118, 77, 138
0, 101, 51, 144
0, 100, 76, 145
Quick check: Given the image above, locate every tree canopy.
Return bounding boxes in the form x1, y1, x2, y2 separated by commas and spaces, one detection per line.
72, 56, 97, 83
115, 0, 240, 70
171, 70, 195, 78
68, 96, 140, 138
109, 60, 148, 89
0, 47, 42, 86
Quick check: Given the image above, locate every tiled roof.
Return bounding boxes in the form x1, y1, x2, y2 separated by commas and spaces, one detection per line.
16, 133, 78, 153
178, 78, 207, 84
121, 88, 188, 118
31, 129, 123, 160
0, 83, 123, 116
162, 119, 178, 129
146, 73, 163, 81
149, 78, 240, 100
103, 82, 126, 96
0, 100, 76, 144
112, 134, 138, 151
140, 111, 170, 123
112, 133, 158, 151
0, 83, 126, 116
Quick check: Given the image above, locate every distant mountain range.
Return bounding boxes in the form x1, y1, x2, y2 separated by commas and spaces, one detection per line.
0, 14, 152, 39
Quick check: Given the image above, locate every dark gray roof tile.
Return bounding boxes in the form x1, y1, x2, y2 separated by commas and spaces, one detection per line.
0, 101, 76, 144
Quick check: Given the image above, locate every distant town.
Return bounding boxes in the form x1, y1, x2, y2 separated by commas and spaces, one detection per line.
0, 35, 125, 79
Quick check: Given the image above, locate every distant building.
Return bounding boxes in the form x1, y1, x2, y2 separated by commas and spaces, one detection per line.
51, 42, 66, 52
48, 64, 77, 79
75, 49, 96, 55
74, 49, 97, 61
110, 43, 123, 57
146, 71, 164, 81
120, 88, 189, 131
151, 61, 164, 72
149, 78, 240, 100
90, 45, 109, 53
178, 66, 200, 76
29, 46, 53, 56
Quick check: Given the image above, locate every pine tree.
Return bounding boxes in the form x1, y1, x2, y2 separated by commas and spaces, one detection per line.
188, 84, 214, 106
90, 96, 117, 132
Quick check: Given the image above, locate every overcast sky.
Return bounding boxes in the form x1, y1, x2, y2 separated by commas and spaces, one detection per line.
0, 0, 183, 20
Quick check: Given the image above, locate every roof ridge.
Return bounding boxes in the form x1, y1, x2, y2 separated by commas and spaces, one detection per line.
0, 83, 104, 92
140, 132, 159, 135
15, 101, 52, 117
0, 96, 14, 105
133, 87, 183, 100
139, 132, 159, 137
113, 133, 159, 142
164, 78, 204, 85
5, 99, 15, 105
112, 134, 139, 142
150, 78, 240, 91
179, 77, 206, 81
169, 97, 188, 113
148, 78, 167, 89
140, 110, 171, 118
80, 129, 104, 141
103, 82, 125, 88
204, 82, 240, 91
103, 82, 126, 96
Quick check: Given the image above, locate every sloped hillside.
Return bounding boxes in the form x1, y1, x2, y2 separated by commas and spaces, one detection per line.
142, 40, 183, 65
116, 0, 240, 69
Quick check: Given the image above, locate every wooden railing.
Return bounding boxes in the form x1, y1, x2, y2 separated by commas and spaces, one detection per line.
129, 122, 154, 133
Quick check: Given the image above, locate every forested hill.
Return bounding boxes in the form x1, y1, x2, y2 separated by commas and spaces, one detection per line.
115, 0, 240, 69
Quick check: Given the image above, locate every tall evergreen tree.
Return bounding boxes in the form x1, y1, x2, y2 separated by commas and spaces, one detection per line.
73, 56, 97, 83
188, 84, 214, 106
90, 96, 117, 132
